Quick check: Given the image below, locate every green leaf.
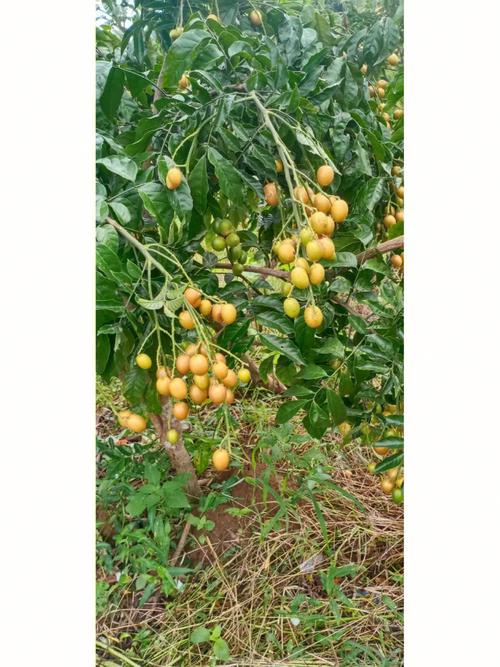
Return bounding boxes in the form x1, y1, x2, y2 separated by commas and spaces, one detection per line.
96, 334, 110, 375
303, 401, 329, 439
315, 337, 345, 358
123, 365, 148, 405
100, 65, 124, 119
275, 399, 308, 424
188, 155, 208, 213
296, 364, 328, 380
126, 493, 147, 517
190, 627, 211, 645
138, 183, 171, 222
259, 334, 304, 366
163, 480, 191, 508
373, 436, 404, 449
256, 311, 294, 336
213, 638, 230, 662
164, 30, 212, 88
109, 201, 131, 226
328, 252, 357, 268
374, 452, 403, 474
207, 147, 246, 202
326, 389, 347, 425
97, 156, 138, 182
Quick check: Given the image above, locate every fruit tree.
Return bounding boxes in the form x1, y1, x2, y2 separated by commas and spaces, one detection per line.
96, 0, 404, 502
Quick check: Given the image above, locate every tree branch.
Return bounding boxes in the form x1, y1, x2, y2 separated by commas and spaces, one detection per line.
356, 235, 404, 264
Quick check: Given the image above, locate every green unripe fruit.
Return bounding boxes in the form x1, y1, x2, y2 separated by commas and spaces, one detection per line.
367, 462, 377, 474
284, 297, 301, 318
239, 250, 248, 264
219, 219, 234, 236
232, 262, 244, 276
228, 244, 243, 261
226, 232, 241, 248
212, 235, 226, 251
167, 429, 179, 444
392, 487, 403, 504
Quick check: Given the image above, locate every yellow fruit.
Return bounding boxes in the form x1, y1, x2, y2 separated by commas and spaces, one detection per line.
249, 9, 262, 26
264, 182, 279, 206
221, 303, 237, 325
213, 362, 229, 380
189, 353, 208, 375
313, 192, 332, 213
394, 108, 404, 120
275, 159, 284, 173
306, 240, 323, 262
368, 85, 376, 97
167, 429, 179, 444
209, 383, 227, 404
396, 185, 404, 199
136, 353, 152, 369
222, 369, 238, 388
377, 87, 385, 97
310, 211, 330, 235
395, 210, 404, 222
199, 299, 212, 316
189, 384, 207, 405
185, 343, 199, 356
127, 414, 147, 433
212, 448, 230, 471
387, 53, 399, 66
391, 255, 403, 269
383, 215, 396, 228
193, 374, 210, 390
316, 165, 334, 187
387, 467, 400, 481
156, 377, 171, 396
176, 353, 191, 376
300, 227, 315, 245
169, 378, 188, 400
293, 185, 313, 205
381, 478, 394, 494
304, 305, 324, 328
360, 63, 368, 74
323, 216, 335, 236
392, 165, 402, 176
179, 310, 195, 329
377, 79, 388, 89
166, 167, 182, 190
295, 257, 310, 272
173, 401, 189, 420
179, 74, 189, 89
318, 237, 336, 260
277, 242, 296, 264
290, 267, 310, 289
284, 297, 301, 318
238, 368, 251, 384
184, 287, 202, 308
156, 366, 168, 379
214, 352, 226, 364
330, 198, 349, 223
225, 388, 235, 404
281, 281, 292, 297
211, 304, 223, 323
309, 263, 325, 285
373, 445, 389, 456
117, 410, 131, 428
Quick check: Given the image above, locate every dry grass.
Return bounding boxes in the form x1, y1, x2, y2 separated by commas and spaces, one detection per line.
97, 426, 403, 666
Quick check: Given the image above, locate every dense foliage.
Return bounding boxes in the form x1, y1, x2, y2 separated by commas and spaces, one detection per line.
96, 0, 404, 499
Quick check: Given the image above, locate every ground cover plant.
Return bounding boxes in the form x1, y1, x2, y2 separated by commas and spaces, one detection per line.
96, 0, 404, 663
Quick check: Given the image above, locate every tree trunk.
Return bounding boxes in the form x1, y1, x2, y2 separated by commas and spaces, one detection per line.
149, 406, 202, 500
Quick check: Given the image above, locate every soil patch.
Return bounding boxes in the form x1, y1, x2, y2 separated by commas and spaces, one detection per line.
188, 462, 281, 564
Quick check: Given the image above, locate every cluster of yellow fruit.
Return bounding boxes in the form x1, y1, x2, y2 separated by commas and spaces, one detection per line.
360, 52, 399, 77
179, 288, 237, 329
367, 462, 404, 503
